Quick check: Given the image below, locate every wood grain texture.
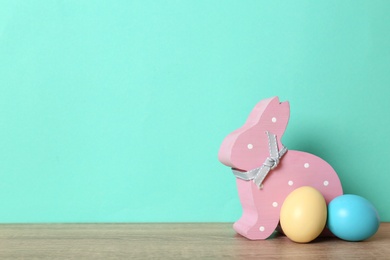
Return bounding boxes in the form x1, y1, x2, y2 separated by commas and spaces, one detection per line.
0, 223, 389, 259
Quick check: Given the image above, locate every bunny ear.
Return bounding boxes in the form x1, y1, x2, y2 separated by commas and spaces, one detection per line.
218, 98, 274, 167
245, 97, 290, 134
218, 97, 290, 170
260, 97, 290, 139
244, 97, 279, 127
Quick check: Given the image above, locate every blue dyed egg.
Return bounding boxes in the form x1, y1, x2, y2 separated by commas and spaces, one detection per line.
327, 194, 380, 241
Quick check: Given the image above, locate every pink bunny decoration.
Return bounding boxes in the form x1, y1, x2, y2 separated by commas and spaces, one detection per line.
218, 97, 343, 240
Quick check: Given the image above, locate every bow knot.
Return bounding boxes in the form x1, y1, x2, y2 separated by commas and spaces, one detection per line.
264, 156, 279, 169
231, 131, 287, 189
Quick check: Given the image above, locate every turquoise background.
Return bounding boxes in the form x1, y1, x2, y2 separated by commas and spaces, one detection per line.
0, 1, 389, 223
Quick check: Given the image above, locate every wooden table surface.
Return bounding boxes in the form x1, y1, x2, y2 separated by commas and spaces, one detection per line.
0, 223, 389, 259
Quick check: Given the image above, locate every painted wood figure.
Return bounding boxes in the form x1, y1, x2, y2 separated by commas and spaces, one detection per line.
218, 97, 343, 240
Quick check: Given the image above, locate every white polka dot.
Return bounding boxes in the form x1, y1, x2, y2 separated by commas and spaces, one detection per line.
272, 202, 278, 207
324, 181, 329, 186
247, 144, 253, 149
288, 180, 294, 186
259, 226, 265, 232
272, 117, 277, 123
304, 163, 310, 168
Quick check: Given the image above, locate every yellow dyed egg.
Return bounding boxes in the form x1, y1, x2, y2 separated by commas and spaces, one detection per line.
280, 186, 327, 243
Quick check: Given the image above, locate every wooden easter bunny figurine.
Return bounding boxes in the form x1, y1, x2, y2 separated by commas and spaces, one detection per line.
218, 97, 343, 240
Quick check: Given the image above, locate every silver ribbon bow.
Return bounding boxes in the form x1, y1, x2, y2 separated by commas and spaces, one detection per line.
232, 131, 287, 189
